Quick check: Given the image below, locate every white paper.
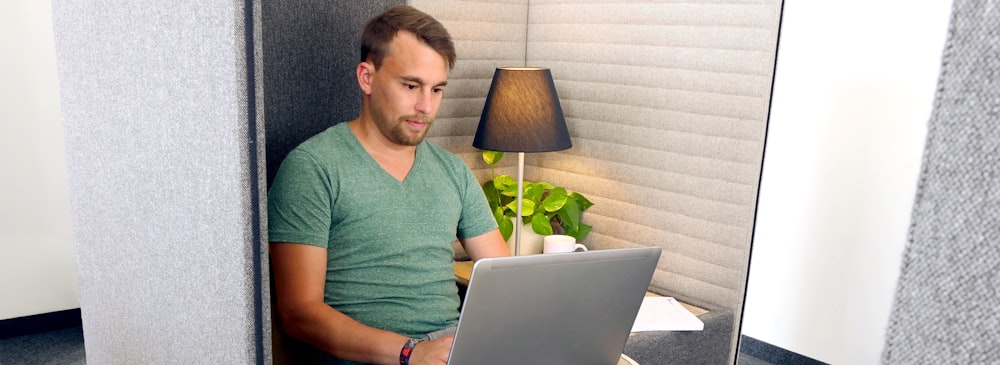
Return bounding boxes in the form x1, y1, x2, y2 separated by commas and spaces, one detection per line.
630, 297, 704, 332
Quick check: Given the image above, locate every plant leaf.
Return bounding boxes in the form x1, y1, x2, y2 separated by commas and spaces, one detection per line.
482, 180, 498, 204
492, 205, 505, 220
541, 191, 568, 212
571, 192, 594, 211
535, 181, 556, 190
497, 215, 514, 241
523, 182, 544, 203
531, 213, 553, 235
483, 150, 504, 166
566, 223, 591, 241
558, 199, 581, 231
505, 199, 535, 217
494, 175, 515, 193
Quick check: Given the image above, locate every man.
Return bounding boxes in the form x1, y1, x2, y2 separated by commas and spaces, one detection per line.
267, 5, 509, 365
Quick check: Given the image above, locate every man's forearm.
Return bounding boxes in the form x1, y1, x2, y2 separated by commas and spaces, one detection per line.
279, 302, 408, 365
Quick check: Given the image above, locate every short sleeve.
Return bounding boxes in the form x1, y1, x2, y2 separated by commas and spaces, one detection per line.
267, 148, 336, 247
456, 165, 498, 239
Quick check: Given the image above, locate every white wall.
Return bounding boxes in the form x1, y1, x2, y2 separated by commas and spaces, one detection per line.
742, 1, 953, 364
0, 1, 80, 320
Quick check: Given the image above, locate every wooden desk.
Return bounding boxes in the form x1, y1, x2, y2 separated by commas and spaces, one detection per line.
452, 260, 474, 287
453, 260, 708, 316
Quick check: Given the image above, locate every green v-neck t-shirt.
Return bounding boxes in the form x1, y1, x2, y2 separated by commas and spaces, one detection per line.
267, 122, 496, 339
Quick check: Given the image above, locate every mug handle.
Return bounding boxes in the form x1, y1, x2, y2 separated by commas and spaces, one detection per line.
574, 243, 588, 252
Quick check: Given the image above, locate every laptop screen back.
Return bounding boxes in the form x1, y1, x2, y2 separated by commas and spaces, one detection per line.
448, 247, 661, 365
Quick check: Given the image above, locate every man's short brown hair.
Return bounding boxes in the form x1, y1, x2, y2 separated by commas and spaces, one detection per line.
361, 5, 456, 69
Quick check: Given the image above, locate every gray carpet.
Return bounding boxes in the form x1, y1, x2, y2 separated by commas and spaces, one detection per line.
0, 327, 86, 365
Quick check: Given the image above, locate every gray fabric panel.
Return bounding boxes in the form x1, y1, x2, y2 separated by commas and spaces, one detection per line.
883, 1, 1000, 363
52, 1, 267, 363
263, 1, 402, 186
525, 0, 780, 314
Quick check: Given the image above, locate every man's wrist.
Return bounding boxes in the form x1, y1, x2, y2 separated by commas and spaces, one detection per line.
399, 338, 423, 365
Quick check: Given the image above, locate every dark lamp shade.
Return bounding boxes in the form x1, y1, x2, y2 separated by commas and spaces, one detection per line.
473, 67, 572, 153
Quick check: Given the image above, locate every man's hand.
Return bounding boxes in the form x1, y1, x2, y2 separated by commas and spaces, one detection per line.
409, 336, 454, 365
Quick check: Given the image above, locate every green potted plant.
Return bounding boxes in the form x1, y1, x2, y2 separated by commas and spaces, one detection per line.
480, 150, 593, 245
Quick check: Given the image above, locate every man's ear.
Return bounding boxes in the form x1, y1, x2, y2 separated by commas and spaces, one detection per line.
357, 62, 374, 95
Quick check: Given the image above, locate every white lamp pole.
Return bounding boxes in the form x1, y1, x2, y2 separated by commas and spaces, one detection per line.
514, 152, 525, 255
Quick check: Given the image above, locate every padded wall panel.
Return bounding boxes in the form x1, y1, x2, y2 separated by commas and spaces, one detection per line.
263, 1, 402, 186
418, 0, 779, 310
526, 0, 781, 314
52, 1, 268, 363
527, 3, 781, 361
883, 0, 1000, 363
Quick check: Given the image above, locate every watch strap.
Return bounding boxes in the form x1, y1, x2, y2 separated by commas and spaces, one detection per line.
399, 338, 423, 365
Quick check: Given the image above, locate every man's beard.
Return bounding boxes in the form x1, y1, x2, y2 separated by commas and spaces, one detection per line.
384, 115, 433, 146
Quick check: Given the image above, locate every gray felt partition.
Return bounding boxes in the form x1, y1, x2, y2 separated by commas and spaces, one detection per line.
263, 0, 402, 186
52, 1, 269, 363
882, 0, 1000, 363
261, 2, 401, 364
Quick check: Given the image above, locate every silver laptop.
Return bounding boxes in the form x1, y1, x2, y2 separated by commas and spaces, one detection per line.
447, 247, 661, 365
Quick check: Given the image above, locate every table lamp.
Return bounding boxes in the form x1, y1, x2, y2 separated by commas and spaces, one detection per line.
473, 67, 572, 255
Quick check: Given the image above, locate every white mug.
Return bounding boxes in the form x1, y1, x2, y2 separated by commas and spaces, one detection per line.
543, 234, 588, 254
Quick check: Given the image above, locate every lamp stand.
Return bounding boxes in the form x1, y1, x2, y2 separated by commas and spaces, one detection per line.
514, 152, 525, 256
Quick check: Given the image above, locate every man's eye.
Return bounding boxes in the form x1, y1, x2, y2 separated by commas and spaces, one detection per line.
433, 88, 445, 93
404, 84, 418, 90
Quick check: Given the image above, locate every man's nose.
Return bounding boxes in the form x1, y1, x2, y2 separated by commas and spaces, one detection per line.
415, 89, 433, 115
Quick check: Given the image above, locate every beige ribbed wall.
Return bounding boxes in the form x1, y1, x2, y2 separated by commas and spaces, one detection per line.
420, 0, 779, 310
528, 0, 780, 312
525, 4, 781, 357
